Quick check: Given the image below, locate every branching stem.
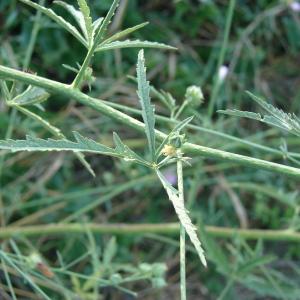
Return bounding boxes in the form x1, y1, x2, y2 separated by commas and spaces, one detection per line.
0, 65, 300, 177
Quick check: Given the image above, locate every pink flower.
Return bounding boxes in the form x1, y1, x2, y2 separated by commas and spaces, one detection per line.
163, 169, 177, 186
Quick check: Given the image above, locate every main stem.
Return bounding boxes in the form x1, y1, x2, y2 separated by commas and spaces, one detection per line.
1, 65, 300, 177
1, 224, 300, 241
177, 151, 186, 300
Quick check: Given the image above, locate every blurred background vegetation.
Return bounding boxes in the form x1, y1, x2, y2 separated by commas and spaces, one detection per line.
0, 0, 300, 299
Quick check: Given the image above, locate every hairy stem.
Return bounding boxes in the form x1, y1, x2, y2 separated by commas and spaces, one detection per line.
0, 65, 300, 177
0, 224, 300, 241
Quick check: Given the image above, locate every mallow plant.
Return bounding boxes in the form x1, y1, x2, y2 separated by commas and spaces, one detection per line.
1, 0, 300, 299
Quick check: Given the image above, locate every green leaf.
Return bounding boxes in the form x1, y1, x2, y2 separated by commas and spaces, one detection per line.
156, 170, 207, 266
237, 255, 276, 276
77, 0, 93, 44
100, 22, 149, 45
93, 0, 120, 47
20, 0, 87, 47
246, 91, 300, 137
218, 109, 262, 121
136, 50, 156, 161
92, 17, 104, 39
219, 92, 300, 138
0, 132, 117, 157
113, 132, 151, 167
11, 86, 49, 106
156, 116, 194, 159
96, 39, 176, 52
103, 237, 117, 265
0, 80, 12, 102
54, 1, 89, 43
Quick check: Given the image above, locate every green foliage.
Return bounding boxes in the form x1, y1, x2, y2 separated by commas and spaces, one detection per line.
219, 91, 300, 137
136, 50, 156, 161
1, 0, 300, 299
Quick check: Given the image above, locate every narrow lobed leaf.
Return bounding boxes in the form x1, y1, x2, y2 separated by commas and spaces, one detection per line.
246, 91, 300, 137
157, 170, 207, 266
54, 1, 89, 42
136, 50, 156, 161
20, 0, 87, 47
113, 132, 151, 167
93, 0, 120, 47
0, 132, 117, 157
77, 0, 93, 44
99, 22, 149, 46
96, 39, 176, 52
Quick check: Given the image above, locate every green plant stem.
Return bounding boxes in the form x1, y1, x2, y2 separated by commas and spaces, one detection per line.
98, 98, 300, 159
72, 46, 94, 88
1, 223, 300, 241
1, 65, 300, 177
174, 100, 188, 120
23, 0, 45, 70
207, 0, 236, 117
177, 151, 186, 300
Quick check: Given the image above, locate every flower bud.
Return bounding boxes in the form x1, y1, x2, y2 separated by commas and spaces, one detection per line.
184, 85, 204, 107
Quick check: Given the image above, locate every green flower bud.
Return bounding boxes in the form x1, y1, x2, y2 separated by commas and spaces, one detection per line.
152, 263, 167, 277
110, 273, 122, 284
151, 278, 166, 288
184, 85, 204, 107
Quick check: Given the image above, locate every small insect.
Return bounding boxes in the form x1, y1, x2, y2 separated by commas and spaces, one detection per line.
23, 68, 36, 75
161, 144, 177, 157
27, 252, 54, 278
36, 262, 55, 278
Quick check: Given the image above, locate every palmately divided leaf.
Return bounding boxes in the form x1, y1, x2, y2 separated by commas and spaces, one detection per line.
136, 50, 156, 161
219, 91, 300, 137
157, 170, 207, 267
246, 91, 300, 137
96, 39, 176, 52
20, 0, 87, 47
77, 0, 93, 44
11, 86, 49, 106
